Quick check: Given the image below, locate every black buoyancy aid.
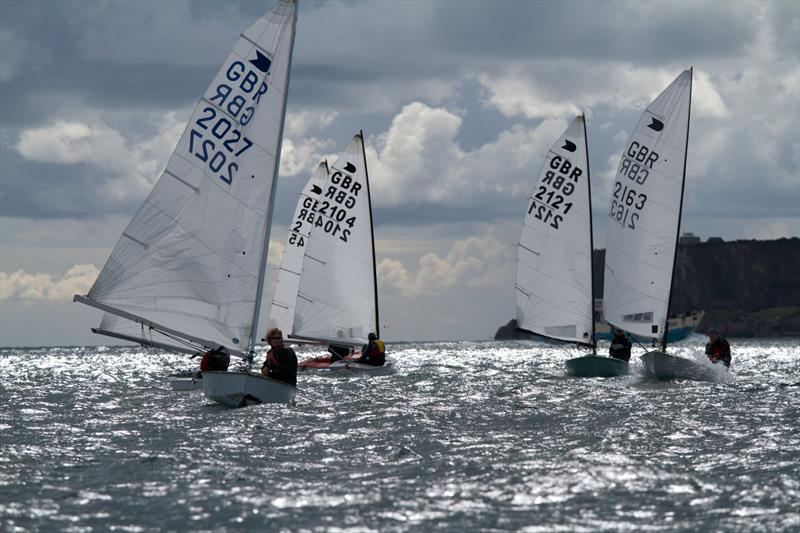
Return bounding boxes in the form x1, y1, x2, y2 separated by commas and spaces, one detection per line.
200, 348, 230, 372
263, 346, 298, 385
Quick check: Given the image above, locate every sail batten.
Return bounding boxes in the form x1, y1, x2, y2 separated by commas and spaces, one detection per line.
515, 116, 594, 345
77, 0, 298, 353
603, 69, 692, 341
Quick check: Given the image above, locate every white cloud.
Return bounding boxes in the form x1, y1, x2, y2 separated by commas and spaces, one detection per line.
279, 136, 336, 177
285, 109, 338, 137
0, 264, 99, 301
14, 114, 184, 202
378, 227, 513, 297
368, 101, 567, 207
479, 64, 730, 120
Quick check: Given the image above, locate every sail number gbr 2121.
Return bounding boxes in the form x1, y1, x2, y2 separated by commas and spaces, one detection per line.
527, 155, 581, 230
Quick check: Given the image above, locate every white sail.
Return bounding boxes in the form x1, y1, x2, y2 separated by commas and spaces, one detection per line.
516, 116, 594, 345
268, 161, 329, 334
603, 69, 692, 341
292, 133, 378, 346
76, 0, 298, 353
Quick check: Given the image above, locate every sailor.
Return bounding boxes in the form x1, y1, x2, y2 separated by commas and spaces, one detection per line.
198, 346, 230, 373
357, 332, 385, 366
261, 328, 298, 385
705, 328, 732, 367
609, 328, 632, 362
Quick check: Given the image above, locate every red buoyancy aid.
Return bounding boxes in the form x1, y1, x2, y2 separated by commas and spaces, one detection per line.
706, 339, 732, 367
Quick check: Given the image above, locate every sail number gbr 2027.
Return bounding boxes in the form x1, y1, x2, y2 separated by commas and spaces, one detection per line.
527, 155, 581, 230
294, 169, 360, 245
609, 141, 657, 230
187, 61, 269, 185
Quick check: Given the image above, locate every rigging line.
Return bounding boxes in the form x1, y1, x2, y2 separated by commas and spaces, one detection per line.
140, 324, 176, 369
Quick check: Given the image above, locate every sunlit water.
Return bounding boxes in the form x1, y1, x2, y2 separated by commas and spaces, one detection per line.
1, 338, 799, 531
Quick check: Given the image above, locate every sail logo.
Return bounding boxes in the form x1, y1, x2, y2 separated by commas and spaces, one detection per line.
249, 50, 272, 73
562, 139, 577, 153
647, 117, 664, 132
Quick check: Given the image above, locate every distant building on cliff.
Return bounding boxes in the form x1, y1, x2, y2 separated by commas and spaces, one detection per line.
680, 232, 701, 244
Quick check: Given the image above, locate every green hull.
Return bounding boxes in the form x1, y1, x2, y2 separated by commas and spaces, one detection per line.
565, 355, 629, 377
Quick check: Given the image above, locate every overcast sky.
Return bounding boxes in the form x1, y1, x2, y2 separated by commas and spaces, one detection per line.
1, 0, 798, 347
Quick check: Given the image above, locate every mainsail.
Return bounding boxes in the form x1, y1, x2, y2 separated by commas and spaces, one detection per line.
268, 161, 329, 335
75, 0, 298, 355
516, 115, 594, 346
603, 69, 693, 342
292, 133, 379, 346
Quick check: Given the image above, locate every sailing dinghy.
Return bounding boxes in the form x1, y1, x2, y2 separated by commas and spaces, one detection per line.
291, 133, 396, 375
268, 160, 329, 341
516, 115, 625, 377
75, 0, 299, 405
603, 68, 720, 381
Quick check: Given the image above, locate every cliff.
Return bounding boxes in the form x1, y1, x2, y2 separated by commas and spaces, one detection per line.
498, 237, 800, 339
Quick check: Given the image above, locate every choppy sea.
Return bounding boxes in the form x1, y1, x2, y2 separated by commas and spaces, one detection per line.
1, 337, 799, 532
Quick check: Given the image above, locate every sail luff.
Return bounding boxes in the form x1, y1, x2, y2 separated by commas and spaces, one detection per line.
662, 67, 693, 352
360, 130, 380, 335
582, 113, 597, 355
249, 2, 298, 356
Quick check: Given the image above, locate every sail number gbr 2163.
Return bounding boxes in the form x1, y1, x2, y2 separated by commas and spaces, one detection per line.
609, 141, 657, 230
527, 155, 581, 230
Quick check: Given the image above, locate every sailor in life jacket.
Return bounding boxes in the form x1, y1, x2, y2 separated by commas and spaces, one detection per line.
261, 328, 298, 385
609, 328, 632, 362
199, 346, 230, 373
705, 328, 732, 368
357, 332, 386, 366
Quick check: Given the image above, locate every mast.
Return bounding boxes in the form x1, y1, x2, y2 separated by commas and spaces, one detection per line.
662, 67, 693, 352
582, 113, 597, 356
360, 130, 380, 336
249, 2, 299, 359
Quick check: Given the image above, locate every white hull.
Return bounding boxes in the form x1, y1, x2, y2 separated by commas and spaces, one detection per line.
641, 350, 725, 382
169, 376, 202, 391
326, 357, 397, 376
202, 371, 296, 407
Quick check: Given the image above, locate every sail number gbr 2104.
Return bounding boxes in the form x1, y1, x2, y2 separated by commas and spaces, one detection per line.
527, 155, 581, 230
293, 170, 360, 244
